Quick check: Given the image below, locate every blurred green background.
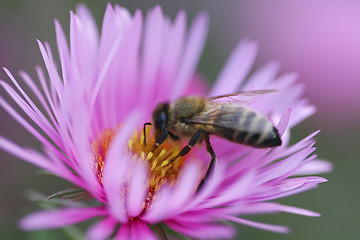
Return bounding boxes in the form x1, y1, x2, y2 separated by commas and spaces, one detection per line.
0, 0, 359, 239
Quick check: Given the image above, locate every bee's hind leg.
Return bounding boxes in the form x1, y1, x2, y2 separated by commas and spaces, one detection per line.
197, 135, 217, 193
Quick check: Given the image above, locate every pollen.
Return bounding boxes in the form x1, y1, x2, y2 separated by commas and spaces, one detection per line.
128, 126, 186, 190
91, 125, 186, 193
92, 129, 115, 183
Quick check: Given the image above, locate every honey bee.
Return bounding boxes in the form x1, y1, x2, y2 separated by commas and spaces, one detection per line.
145, 90, 282, 190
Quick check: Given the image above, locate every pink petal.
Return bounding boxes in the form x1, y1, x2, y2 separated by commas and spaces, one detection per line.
54, 18, 70, 76
18, 70, 59, 131
99, 3, 131, 68
201, 170, 256, 208
116, 222, 130, 239
289, 99, 317, 127
166, 161, 201, 214
127, 160, 149, 217
263, 130, 320, 168
210, 39, 258, 96
19, 207, 106, 230
243, 61, 280, 90
103, 112, 141, 222
140, 6, 165, 104
0, 95, 73, 167
185, 162, 227, 211
129, 220, 157, 240
276, 108, 291, 136
76, 4, 99, 45
158, 10, 186, 94
90, 32, 123, 118
221, 215, 289, 234
227, 202, 320, 217
0, 137, 83, 187
269, 203, 320, 217
69, 8, 98, 85
112, 10, 143, 120
70, 105, 103, 201
86, 217, 118, 240
257, 147, 316, 184
0, 137, 56, 173
4, 69, 56, 134
37, 40, 64, 102
165, 220, 235, 239
257, 177, 327, 202
35, 66, 60, 127
142, 186, 171, 223
0, 78, 61, 147
116, 220, 157, 240
293, 159, 333, 175
171, 12, 208, 99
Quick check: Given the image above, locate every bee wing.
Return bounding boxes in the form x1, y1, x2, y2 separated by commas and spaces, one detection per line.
208, 89, 279, 105
187, 104, 240, 128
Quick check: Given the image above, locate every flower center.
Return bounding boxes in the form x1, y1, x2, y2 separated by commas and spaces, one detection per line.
92, 126, 187, 191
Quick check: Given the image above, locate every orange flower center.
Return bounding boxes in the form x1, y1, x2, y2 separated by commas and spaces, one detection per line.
91, 126, 187, 192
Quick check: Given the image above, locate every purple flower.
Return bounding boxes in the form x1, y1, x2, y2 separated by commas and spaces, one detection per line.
0, 4, 332, 240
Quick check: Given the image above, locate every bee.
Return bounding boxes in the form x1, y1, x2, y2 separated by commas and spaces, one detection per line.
145, 90, 282, 190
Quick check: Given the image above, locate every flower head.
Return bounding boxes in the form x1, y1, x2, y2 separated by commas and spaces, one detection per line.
0, 4, 331, 240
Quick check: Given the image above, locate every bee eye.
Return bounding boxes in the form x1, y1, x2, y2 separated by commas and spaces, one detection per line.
155, 112, 167, 132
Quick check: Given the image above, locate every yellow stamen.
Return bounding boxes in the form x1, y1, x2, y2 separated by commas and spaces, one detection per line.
161, 160, 169, 167
159, 149, 167, 157
128, 140, 133, 149
147, 152, 153, 160
91, 125, 190, 212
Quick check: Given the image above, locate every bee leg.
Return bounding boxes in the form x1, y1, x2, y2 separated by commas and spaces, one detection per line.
197, 135, 217, 192
154, 131, 170, 148
171, 130, 202, 162
143, 122, 152, 146
154, 131, 180, 149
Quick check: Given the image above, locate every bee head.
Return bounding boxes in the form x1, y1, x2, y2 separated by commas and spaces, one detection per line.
152, 102, 170, 137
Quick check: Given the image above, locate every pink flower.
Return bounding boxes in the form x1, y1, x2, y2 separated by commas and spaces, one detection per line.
0, 4, 331, 240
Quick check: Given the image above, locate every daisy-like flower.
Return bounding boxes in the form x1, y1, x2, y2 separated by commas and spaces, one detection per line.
0, 4, 332, 240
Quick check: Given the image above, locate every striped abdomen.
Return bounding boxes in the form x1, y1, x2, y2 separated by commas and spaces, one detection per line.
212, 106, 281, 148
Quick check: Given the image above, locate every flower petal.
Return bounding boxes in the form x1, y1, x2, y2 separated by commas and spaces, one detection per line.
19, 207, 106, 230
140, 6, 165, 104
221, 215, 289, 234
103, 111, 141, 222
116, 220, 157, 240
127, 160, 149, 217
86, 217, 118, 240
171, 12, 208, 99
165, 220, 235, 240
142, 186, 171, 223
293, 159, 333, 175
210, 39, 258, 96
0, 136, 83, 187
165, 161, 201, 215
243, 61, 280, 90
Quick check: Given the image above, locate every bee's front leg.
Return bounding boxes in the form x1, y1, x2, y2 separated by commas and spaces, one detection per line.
154, 131, 170, 148
143, 122, 152, 146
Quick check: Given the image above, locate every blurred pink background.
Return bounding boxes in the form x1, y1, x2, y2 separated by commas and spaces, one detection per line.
208, 0, 360, 127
